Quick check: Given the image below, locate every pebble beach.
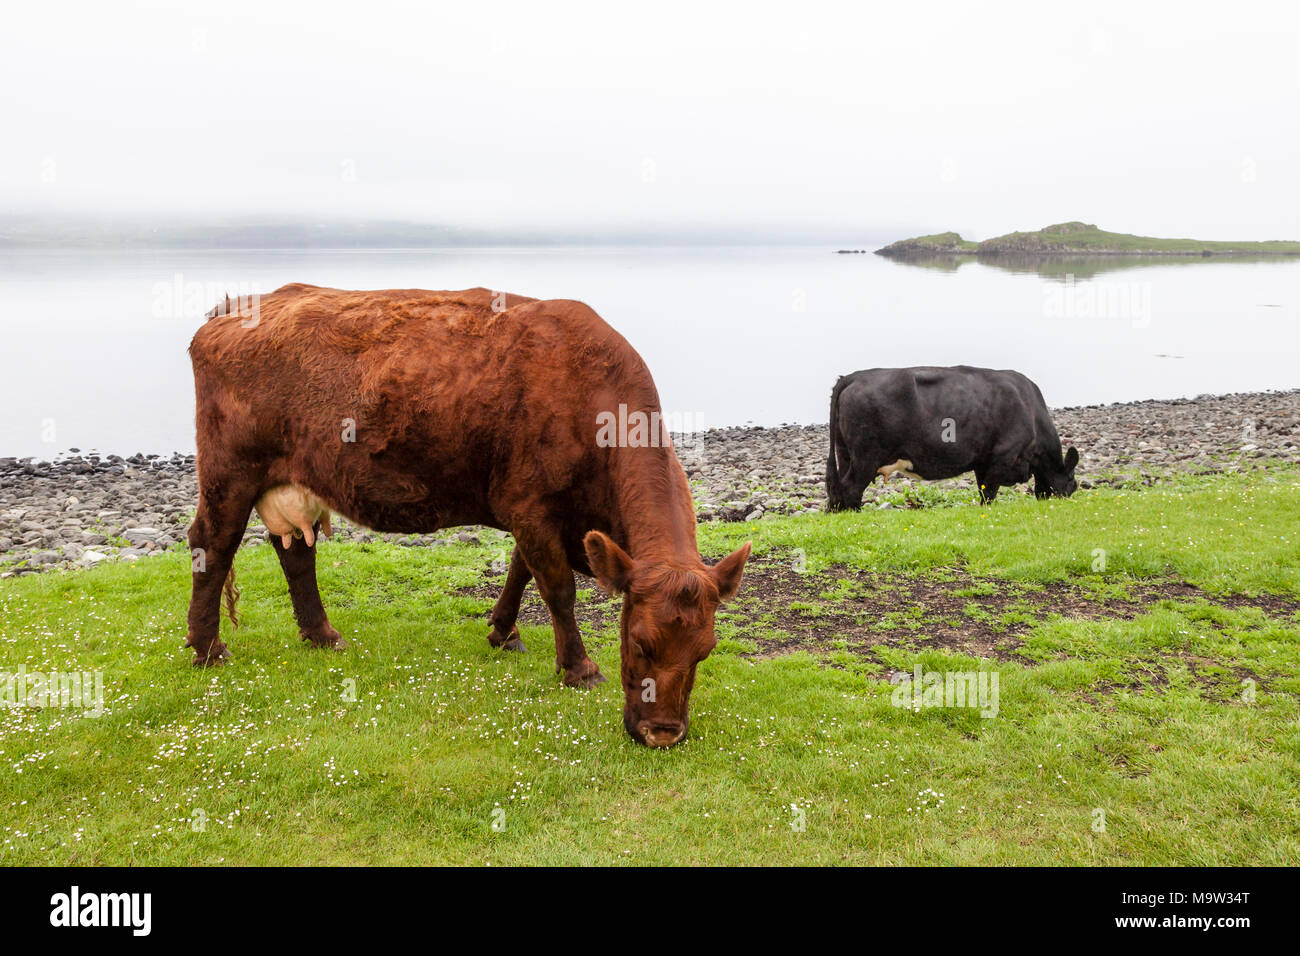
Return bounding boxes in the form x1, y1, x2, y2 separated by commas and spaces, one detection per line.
2, 389, 1297, 576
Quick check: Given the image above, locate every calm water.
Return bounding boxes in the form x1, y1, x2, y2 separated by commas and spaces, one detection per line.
1, 246, 1297, 458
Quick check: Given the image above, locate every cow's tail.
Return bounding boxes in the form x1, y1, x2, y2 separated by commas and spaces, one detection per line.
222, 566, 240, 628
825, 375, 851, 512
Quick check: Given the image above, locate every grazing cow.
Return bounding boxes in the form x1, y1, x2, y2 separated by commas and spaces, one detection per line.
187, 284, 750, 747
825, 365, 1079, 510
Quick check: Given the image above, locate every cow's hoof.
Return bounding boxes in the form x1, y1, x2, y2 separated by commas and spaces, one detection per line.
190, 640, 230, 667
488, 625, 526, 652
561, 660, 607, 689
301, 623, 346, 650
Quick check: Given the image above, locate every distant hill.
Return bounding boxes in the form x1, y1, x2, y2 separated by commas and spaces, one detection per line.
869, 231, 978, 255
875, 221, 1300, 258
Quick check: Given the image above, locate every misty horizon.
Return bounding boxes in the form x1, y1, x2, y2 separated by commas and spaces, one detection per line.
3, 210, 1299, 251
3, 2, 1298, 245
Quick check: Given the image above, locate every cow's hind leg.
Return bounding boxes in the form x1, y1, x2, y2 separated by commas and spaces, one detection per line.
841, 473, 871, 511
515, 528, 605, 688
830, 453, 876, 511
487, 545, 530, 652
271, 522, 344, 649
186, 476, 260, 666
829, 431, 893, 511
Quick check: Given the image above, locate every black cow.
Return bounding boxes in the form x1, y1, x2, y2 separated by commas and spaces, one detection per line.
825, 366, 1079, 510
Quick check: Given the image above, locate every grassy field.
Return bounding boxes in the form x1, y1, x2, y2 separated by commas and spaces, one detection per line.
2, 469, 1298, 865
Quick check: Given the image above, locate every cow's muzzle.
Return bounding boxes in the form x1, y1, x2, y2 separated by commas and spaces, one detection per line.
633, 719, 687, 748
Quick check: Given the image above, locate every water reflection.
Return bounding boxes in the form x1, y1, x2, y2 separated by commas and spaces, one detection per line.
1, 246, 1297, 456
878, 252, 1300, 281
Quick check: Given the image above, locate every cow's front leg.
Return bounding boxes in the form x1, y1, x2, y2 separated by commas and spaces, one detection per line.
516, 531, 606, 688
487, 545, 531, 652
975, 470, 999, 504
271, 523, 344, 649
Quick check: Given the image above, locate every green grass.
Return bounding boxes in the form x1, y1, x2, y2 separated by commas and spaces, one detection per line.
704, 468, 1300, 593
1, 470, 1298, 865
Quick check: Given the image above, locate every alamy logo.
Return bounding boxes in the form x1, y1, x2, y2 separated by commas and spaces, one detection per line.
890, 664, 999, 718
1, 667, 104, 716
595, 404, 705, 449
151, 274, 262, 324
49, 886, 151, 936
1043, 275, 1152, 327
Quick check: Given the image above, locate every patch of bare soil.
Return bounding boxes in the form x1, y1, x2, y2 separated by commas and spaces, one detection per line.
725, 562, 1300, 661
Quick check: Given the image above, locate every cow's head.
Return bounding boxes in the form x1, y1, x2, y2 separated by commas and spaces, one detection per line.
584, 532, 751, 748
1035, 446, 1079, 498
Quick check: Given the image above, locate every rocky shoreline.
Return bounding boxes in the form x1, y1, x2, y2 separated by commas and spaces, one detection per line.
2, 390, 1297, 576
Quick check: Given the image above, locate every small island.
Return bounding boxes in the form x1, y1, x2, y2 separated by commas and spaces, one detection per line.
872, 221, 1300, 258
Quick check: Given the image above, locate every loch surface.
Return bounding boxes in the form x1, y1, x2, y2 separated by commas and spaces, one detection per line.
1, 245, 1297, 458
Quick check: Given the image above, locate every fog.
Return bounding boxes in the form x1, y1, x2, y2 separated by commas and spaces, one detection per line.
2, 0, 1298, 242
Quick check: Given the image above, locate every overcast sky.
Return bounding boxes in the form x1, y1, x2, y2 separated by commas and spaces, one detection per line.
3, 0, 1298, 241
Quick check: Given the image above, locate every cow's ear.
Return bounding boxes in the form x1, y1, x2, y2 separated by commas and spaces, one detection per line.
584, 531, 634, 595
1063, 446, 1079, 471
711, 542, 752, 603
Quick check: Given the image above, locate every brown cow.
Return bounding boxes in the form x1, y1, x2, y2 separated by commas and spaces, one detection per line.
186, 284, 750, 747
